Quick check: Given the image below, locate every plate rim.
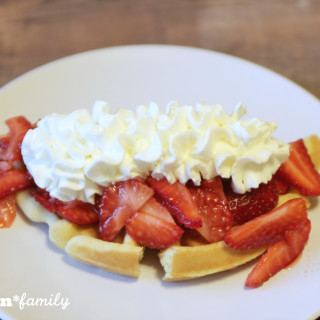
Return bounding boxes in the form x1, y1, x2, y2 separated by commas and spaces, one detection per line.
1, 44, 319, 104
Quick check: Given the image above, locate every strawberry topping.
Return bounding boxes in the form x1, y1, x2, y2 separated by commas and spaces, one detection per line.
200, 177, 227, 201
224, 180, 279, 225
0, 160, 13, 173
224, 198, 307, 250
0, 116, 35, 227
0, 170, 34, 199
126, 198, 184, 249
147, 177, 202, 229
137, 197, 176, 224
271, 172, 290, 195
278, 139, 320, 196
32, 189, 57, 212
0, 116, 33, 163
55, 200, 99, 225
245, 219, 311, 288
0, 195, 17, 228
190, 183, 233, 243
32, 190, 99, 224
0, 116, 35, 201
99, 179, 154, 241
0, 135, 10, 150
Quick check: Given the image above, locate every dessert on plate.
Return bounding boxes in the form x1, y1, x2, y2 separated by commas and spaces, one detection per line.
1, 101, 320, 288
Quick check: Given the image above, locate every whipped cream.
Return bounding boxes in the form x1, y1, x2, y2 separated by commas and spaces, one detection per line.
21, 101, 290, 203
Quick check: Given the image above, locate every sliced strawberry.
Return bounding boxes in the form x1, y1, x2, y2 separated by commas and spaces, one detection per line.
224, 180, 279, 225
190, 187, 233, 243
271, 172, 290, 195
55, 200, 99, 224
0, 135, 10, 150
0, 170, 34, 199
0, 161, 12, 173
126, 199, 184, 249
32, 190, 99, 224
139, 197, 176, 224
245, 219, 311, 288
99, 179, 154, 241
278, 139, 320, 196
147, 177, 202, 229
285, 218, 311, 250
201, 176, 227, 201
31, 190, 58, 212
127, 196, 184, 248
224, 198, 307, 250
0, 195, 17, 228
0, 116, 33, 162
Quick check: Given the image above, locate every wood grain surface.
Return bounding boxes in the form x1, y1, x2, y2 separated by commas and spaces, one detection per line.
0, 0, 319, 98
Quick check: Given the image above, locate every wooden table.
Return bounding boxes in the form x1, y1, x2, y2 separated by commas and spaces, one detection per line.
0, 0, 319, 99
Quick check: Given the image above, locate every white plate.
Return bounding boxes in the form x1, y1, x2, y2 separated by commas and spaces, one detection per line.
0, 45, 319, 320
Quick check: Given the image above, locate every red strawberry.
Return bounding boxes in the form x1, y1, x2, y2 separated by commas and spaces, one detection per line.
0, 135, 10, 150
31, 190, 58, 212
138, 197, 176, 224
0, 161, 12, 173
278, 139, 320, 196
271, 172, 290, 195
285, 218, 311, 250
0, 116, 33, 162
0, 195, 17, 228
99, 179, 154, 241
55, 200, 99, 224
224, 180, 279, 225
190, 186, 233, 243
0, 170, 34, 199
245, 218, 311, 288
201, 177, 227, 201
224, 198, 307, 250
32, 190, 99, 224
147, 177, 202, 229
126, 198, 184, 249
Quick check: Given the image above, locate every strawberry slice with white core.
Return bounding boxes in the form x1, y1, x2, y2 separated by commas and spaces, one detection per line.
278, 139, 320, 196
0, 195, 17, 228
99, 179, 154, 241
224, 198, 307, 250
0, 170, 34, 199
138, 197, 176, 224
126, 198, 184, 249
147, 177, 202, 229
245, 218, 311, 288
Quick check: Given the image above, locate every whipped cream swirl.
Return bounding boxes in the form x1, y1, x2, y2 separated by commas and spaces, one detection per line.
21, 101, 290, 203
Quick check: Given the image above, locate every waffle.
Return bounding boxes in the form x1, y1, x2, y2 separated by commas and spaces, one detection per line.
304, 135, 320, 171
15, 135, 319, 280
